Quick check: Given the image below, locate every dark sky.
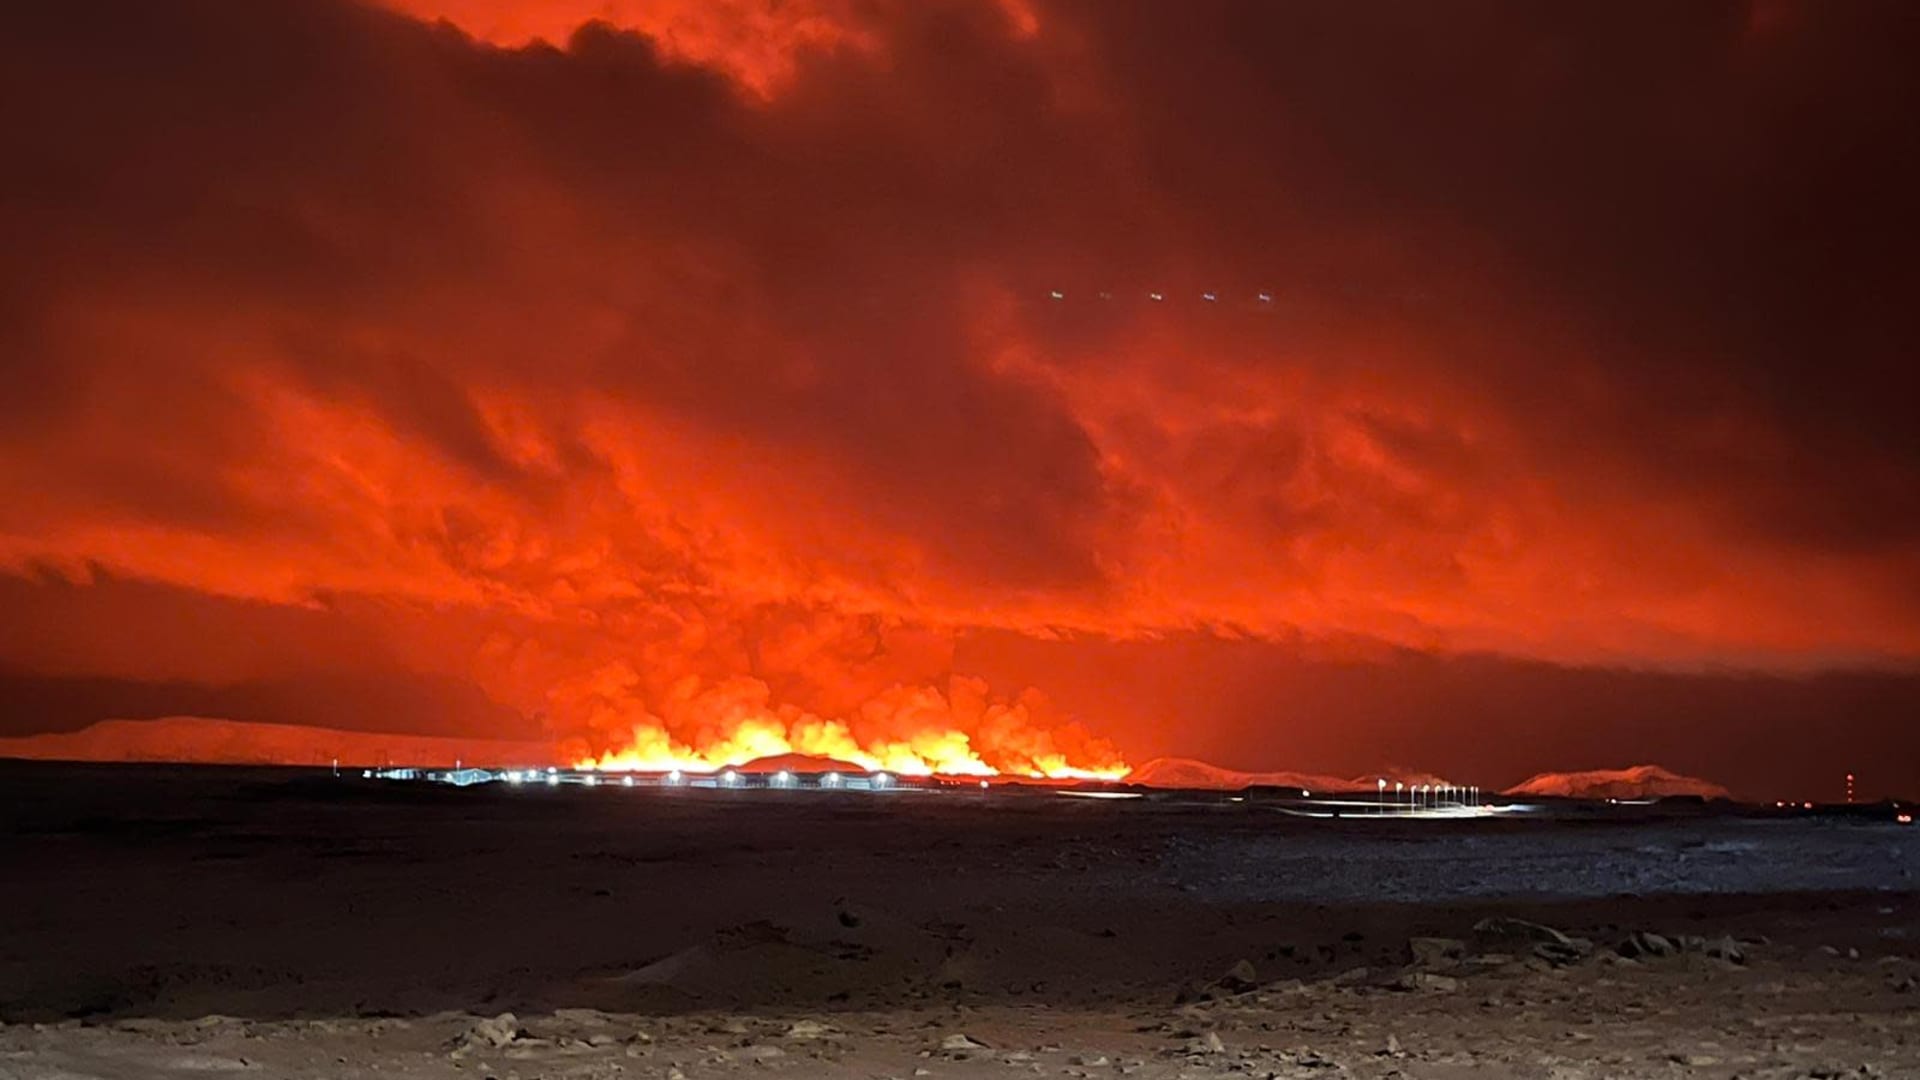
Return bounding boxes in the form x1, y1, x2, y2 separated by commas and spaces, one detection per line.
2, 1, 1918, 793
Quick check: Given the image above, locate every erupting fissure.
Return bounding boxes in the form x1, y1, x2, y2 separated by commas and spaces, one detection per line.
574, 715, 1130, 781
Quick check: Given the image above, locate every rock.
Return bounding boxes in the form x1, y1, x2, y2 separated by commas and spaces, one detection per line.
1473, 917, 1578, 947
1068, 1054, 1110, 1067
1672, 1052, 1721, 1066
940, 1033, 991, 1052
1174, 958, 1265, 1002
1328, 966, 1372, 986
783, 1019, 835, 1040
1702, 935, 1747, 965
1184, 1032, 1226, 1055
1617, 931, 1677, 959
1219, 958, 1259, 992
1172, 979, 1213, 1005
447, 1012, 520, 1056
470, 1012, 520, 1047
1476, 918, 1593, 965
1533, 940, 1592, 967
1394, 971, 1459, 992
1382, 1033, 1403, 1056
1407, 937, 1466, 967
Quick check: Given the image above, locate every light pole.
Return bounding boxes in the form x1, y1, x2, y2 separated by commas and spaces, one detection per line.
1377, 777, 1386, 815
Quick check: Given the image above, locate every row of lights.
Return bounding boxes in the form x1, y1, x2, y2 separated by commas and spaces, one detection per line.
1373, 778, 1480, 811
487, 767, 899, 790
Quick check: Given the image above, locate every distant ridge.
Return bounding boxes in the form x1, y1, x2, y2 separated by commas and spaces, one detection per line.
729, 752, 867, 775
0, 716, 555, 768
1125, 756, 1355, 792
1504, 764, 1732, 801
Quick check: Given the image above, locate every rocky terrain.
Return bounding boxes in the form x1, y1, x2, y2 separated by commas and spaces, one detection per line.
1, 762, 1914, 1079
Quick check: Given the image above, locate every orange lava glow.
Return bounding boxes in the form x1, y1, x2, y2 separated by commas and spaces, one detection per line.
567, 679, 1130, 780
575, 715, 1128, 780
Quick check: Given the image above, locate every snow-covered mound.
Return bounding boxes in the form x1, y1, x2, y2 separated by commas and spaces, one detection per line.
1126, 756, 1358, 792
0, 716, 555, 768
1503, 764, 1732, 801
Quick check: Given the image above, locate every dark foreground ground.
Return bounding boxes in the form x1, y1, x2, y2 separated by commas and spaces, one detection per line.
1, 763, 1916, 1079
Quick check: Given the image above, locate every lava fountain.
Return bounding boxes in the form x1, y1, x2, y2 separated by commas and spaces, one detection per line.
573, 703, 1129, 781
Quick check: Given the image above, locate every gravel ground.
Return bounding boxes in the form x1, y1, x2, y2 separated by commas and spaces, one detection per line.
1, 763, 1916, 1078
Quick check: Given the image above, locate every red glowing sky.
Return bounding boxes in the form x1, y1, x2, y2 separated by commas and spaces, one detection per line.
3, 1, 1919, 791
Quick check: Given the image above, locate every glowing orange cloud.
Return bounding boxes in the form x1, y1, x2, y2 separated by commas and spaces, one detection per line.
381, 0, 876, 94
4, 0, 1919, 785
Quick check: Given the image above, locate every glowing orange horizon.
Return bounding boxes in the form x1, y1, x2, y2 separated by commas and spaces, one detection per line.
572, 714, 1131, 781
